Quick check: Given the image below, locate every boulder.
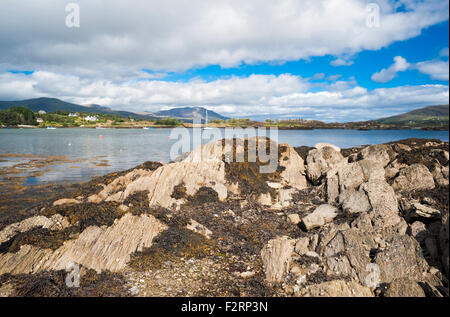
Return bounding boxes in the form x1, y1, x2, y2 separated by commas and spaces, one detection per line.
374, 235, 429, 284
315, 143, 341, 152
298, 280, 373, 297
326, 159, 385, 203
432, 165, 449, 187
361, 179, 401, 228
385, 278, 426, 297
392, 164, 435, 193
294, 237, 310, 255
287, 214, 301, 225
339, 190, 371, 214
261, 236, 294, 283
301, 204, 338, 231
306, 146, 344, 184
357, 144, 393, 167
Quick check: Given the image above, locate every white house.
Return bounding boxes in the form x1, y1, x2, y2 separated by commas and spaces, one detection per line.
36, 118, 44, 123
38, 110, 46, 115
84, 115, 98, 122
68, 113, 79, 117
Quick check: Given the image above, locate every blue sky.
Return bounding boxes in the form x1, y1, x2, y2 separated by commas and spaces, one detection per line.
156, 20, 449, 89
0, 0, 449, 122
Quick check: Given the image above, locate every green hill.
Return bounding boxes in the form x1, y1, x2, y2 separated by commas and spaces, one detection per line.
374, 104, 449, 128
0, 97, 158, 120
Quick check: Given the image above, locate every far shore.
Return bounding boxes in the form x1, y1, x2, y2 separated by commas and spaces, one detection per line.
2, 125, 449, 131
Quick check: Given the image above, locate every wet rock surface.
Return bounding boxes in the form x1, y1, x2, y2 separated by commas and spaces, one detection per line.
0, 137, 448, 297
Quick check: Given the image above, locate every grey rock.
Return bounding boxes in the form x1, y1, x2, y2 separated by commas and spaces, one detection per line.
392, 164, 435, 193
358, 144, 393, 167
385, 278, 426, 297
340, 190, 371, 214
374, 235, 429, 284
306, 146, 344, 185
301, 204, 338, 231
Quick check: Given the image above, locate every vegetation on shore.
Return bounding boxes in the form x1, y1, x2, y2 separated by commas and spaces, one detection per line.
1, 104, 448, 130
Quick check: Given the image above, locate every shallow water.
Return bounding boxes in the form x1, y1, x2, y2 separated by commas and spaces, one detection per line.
0, 128, 448, 185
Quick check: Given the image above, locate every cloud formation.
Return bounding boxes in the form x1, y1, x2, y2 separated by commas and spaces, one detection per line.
0, 0, 448, 76
1, 71, 447, 122
371, 56, 410, 83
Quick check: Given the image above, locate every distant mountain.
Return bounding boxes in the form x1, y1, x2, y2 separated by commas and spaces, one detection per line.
374, 104, 449, 127
154, 107, 229, 121
0, 97, 158, 120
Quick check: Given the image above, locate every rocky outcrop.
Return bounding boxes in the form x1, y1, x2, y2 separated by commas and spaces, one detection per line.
392, 164, 435, 193
306, 146, 344, 185
0, 137, 448, 297
0, 213, 167, 274
261, 236, 294, 283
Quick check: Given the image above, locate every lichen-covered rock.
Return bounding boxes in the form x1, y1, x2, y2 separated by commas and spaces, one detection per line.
298, 280, 373, 297
326, 159, 385, 203
306, 146, 344, 184
361, 179, 401, 228
357, 144, 394, 167
301, 204, 338, 231
392, 164, 435, 193
261, 236, 294, 283
374, 235, 429, 284
339, 190, 371, 214
385, 278, 426, 297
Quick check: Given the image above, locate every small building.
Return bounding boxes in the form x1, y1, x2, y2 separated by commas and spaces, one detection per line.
38, 110, 46, 115
68, 113, 79, 117
84, 115, 98, 122
36, 118, 44, 123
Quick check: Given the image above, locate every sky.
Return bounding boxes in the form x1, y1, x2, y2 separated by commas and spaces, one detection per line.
0, 0, 448, 122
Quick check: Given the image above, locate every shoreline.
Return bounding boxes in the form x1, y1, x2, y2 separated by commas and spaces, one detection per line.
1, 125, 449, 131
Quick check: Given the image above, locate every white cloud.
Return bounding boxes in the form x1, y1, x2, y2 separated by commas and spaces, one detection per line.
0, 71, 447, 122
330, 58, 354, 67
416, 60, 449, 80
312, 73, 325, 80
371, 56, 410, 83
0, 0, 448, 76
327, 74, 342, 81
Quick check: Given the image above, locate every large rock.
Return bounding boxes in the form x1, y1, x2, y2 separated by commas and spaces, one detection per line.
432, 164, 449, 187
392, 164, 435, 193
260, 236, 294, 283
301, 204, 338, 231
87, 138, 308, 209
339, 190, 371, 214
326, 159, 385, 203
357, 144, 393, 167
385, 278, 426, 297
321, 228, 376, 285
361, 179, 401, 228
374, 235, 429, 284
306, 146, 344, 184
298, 280, 373, 297
0, 213, 167, 274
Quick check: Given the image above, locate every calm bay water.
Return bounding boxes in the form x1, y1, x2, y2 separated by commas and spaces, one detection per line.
0, 128, 448, 185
